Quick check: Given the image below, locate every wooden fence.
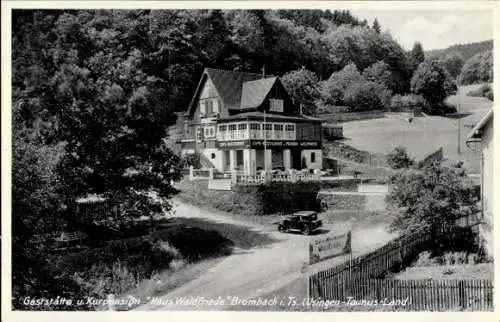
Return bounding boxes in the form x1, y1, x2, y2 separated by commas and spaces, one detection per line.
309, 226, 493, 311
325, 142, 388, 168
76, 198, 117, 221
418, 146, 444, 167
318, 110, 385, 123
310, 278, 493, 311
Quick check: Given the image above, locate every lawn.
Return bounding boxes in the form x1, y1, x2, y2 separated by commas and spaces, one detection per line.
341, 89, 492, 174
393, 263, 493, 280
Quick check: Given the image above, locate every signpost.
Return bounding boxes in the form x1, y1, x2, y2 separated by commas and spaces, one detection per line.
309, 230, 352, 265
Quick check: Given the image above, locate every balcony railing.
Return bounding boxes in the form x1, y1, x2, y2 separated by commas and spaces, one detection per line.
217, 122, 297, 141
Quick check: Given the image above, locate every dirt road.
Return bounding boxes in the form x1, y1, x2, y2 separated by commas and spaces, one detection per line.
136, 198, 395, 311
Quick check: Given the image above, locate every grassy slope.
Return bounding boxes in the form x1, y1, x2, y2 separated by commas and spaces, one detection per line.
341, 89, 492, 174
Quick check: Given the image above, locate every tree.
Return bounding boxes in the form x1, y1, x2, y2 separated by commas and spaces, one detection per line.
321, 25, 412, 93
387, 161, 478, 234
320, 62, 363, 106
372, 18, 381, 33
281, 67, 321, 115
386, 146, 414, 169
457, 50, 493, 85
12, 102, 90, 309
343, 81, 390, 111
438, 51, 465, 79
410, 59, 457, 110
409, 42, 425, 70
362, 60, 394, 91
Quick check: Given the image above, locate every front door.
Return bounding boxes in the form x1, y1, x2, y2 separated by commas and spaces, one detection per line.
291, 149, 302, 169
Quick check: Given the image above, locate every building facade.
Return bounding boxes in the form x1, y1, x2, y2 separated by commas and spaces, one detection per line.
176, 68, 323, 175
466, 109, 493, 258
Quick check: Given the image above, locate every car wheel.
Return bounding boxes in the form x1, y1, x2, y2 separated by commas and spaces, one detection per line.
278, 224, 286, 233
303, 226, 311, 235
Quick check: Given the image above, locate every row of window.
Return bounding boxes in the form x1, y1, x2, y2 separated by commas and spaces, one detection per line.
200, 98, 220, 116
218, 123, 295, 132
200, 98, 285, 117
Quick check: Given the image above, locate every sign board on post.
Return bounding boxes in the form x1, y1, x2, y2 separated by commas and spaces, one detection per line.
309, 230, 352, 265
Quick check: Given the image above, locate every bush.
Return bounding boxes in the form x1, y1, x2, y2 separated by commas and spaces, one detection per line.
179, 152, 202, 169
467, 84, 493, 101
386, 146, 414, 169
390, 94, 428, 111
151, 227, 232, 262
343, 81, 390, 111
252, 181, 322, 215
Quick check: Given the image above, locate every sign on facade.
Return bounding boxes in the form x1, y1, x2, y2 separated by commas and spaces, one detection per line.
216, 140, 321, 149
309, 231, 352, 264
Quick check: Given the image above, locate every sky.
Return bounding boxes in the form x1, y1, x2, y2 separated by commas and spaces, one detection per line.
350, 9, 493, 51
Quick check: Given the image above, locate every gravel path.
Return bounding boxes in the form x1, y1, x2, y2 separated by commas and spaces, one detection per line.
136, 198, 396, 311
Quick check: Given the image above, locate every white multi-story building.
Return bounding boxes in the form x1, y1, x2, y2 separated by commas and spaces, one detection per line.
466, 109, 493, 258
176, 68, 323, 175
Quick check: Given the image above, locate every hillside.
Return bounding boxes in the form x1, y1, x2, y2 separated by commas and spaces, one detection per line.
426, 40, 493, 61
341, 87, 492, 174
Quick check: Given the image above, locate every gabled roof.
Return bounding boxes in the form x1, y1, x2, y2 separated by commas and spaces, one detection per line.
466, 109, 493, 141
187, 68, 264, 116
187, 68, 284, 116
240, 77, 278, 110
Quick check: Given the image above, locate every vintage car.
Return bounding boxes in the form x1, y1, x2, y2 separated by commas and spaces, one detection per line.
277, 211, 323, 235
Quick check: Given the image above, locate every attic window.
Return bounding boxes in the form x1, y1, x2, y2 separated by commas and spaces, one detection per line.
200, 101, 207, 116
269, 99, 284, 112
212, 99, 219, 114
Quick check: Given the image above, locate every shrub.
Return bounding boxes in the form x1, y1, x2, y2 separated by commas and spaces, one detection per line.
467, 84, 493, 101
390, 94, 428, 111
343, 81, 390, 111
386, 146, 414, 169
179, 152, 202, 169
151, 227, 232, 262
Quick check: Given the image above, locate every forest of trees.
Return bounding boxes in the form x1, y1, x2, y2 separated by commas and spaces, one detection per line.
11, 9, 488, 308
426, 39, 493, 62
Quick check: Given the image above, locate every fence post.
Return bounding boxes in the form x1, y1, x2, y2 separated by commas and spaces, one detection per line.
189, 165, 194, 181
459, 280, 466, 309
208, 168, 214, 180
231, 170, 237, 184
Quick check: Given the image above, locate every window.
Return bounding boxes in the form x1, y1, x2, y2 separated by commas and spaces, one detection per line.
264, 123, 272, 131
219, 125, 227, 132
285, 124, 295, 132
269, 99, 284, 112
311, 152, 316, 163
211, 153, 216, 159
200, 101, 207, 116
238, 123, 247, 130
209, 127, 214, 137
274, 124, 283, 139
196, 128, 203, 142
212, 99, 219, 114
250, 123, 261, 130
228, 124, 237, 131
